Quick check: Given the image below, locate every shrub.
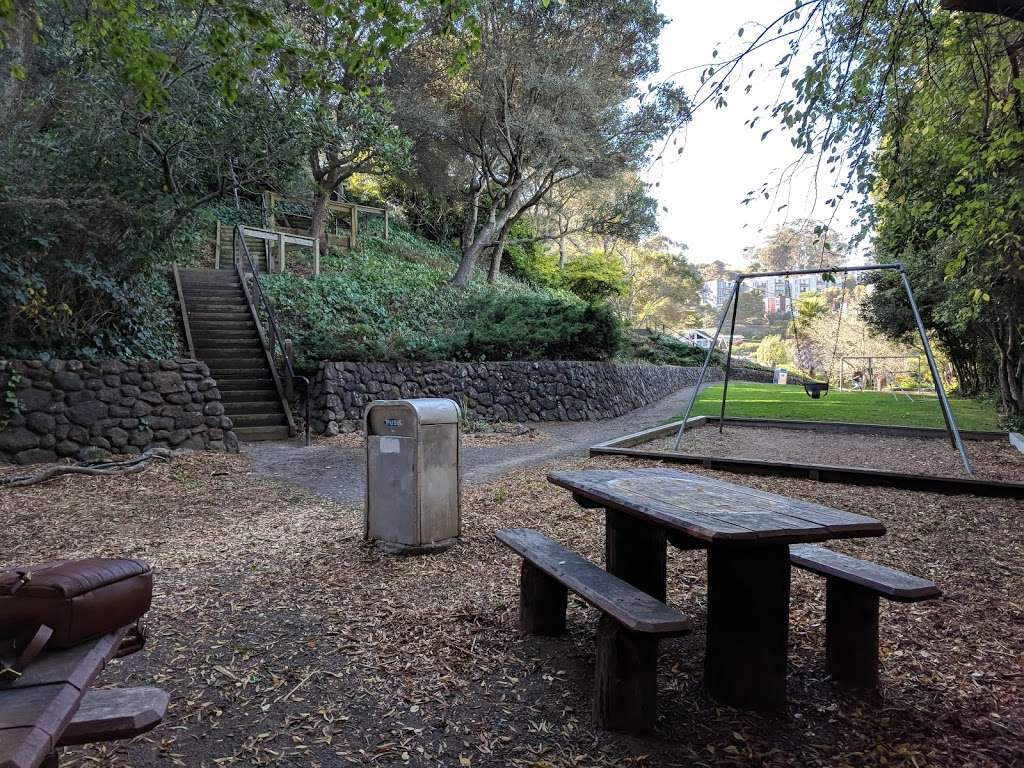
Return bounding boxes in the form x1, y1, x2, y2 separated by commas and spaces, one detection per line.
262, 232, 624, 370
755, 334, 792, 367
561, 251, 628, 303
0, 257, 180, 360
621, 332, 712, 367
454, 295, 623, 361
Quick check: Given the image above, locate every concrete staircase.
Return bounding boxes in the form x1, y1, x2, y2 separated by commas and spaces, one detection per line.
179, 269, 291, 441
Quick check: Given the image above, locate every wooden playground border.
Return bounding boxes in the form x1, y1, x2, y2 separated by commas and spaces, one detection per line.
590, 417, 1024, 499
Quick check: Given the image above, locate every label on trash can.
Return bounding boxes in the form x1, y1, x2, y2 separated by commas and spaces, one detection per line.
379, 436, 401, 453
384, 418, 403, 428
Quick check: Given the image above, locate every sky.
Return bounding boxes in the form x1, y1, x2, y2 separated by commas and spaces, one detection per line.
647, 1, 859, 267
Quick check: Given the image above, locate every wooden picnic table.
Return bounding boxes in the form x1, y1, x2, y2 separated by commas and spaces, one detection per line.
0, 626, 165, 768
548, 467, 885, 710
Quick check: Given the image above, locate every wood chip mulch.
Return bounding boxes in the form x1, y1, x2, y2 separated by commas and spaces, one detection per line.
0, 452, 1021, 767
643, 424, 1023, 481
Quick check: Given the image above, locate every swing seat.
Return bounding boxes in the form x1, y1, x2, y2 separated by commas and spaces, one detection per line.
803, 382, 830, 399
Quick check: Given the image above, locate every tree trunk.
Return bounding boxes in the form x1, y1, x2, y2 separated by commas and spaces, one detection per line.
461, 175, 483, 252
310, 192, 332, 248
1, 0, 37, 104
487, 217, 514, 283
452, 188, 524, 287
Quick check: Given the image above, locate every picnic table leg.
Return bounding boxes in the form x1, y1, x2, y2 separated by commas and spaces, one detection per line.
705, 544, 790, 711
593, 615, 658, 733
519, 560, 568, 636
604, 509, 667, 602
825, 577, 880, 690
41, 752, 59, 767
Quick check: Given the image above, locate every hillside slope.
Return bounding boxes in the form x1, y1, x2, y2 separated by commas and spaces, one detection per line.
261, 226, 642, 372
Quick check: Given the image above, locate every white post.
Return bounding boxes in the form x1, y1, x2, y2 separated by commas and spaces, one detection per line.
278, 232, 286, 274
313, 237, 320, 275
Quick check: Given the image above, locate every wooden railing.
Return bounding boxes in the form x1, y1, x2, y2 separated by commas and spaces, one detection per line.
233, 225, 310, 445
262, 191, 389, 249
216, 223, 321, 275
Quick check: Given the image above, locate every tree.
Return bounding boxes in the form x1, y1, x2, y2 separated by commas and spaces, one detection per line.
281, 2, 466, 244
736, 288, 766, 324
751, 220, 844, 272
698, 260, 732, 281
561, 252, 628, 304
393, 0, 689, 286
614, 238, 703, 328
692, 1, 1023, 412
792, 292, 829, 332
755, 335, 792, 367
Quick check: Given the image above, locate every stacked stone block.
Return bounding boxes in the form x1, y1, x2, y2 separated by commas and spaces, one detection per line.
0, 359, 239, 464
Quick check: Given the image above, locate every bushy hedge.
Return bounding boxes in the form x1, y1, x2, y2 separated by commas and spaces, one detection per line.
622, 331, 712, 367
262, 235, 624, 371
0, 258, 181, 360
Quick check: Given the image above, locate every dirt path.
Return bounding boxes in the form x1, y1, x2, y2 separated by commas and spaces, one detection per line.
245, 385, 703, 505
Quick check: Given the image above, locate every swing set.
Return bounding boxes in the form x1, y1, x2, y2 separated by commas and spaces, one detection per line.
672, 263, 973, 474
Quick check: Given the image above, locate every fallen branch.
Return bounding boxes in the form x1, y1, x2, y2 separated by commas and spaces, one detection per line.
0, 447, 173, 488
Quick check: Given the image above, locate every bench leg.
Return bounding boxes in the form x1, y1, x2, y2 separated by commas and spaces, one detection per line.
705, 544, 790, 711
605, 509, 667, 602
41, 752, 59, 768
593, 615, 658, 733
825, 577, 880, 690
519, 561, 568, 636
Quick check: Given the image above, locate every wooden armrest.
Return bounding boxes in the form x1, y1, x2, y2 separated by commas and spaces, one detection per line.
57, 687, 168, 747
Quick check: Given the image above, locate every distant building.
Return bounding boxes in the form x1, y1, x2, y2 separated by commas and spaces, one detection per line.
765, 295, 787, 317
748, 275, 788, 297
700, 278, 751, 308
679, 329, 715, 349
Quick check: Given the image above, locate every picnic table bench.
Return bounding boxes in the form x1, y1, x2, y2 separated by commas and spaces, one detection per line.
0, 627, 168, 768
790, 545, 941, 689
496, 528, 689, 732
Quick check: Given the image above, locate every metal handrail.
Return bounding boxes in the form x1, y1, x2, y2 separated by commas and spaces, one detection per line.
232, 224, 311, 446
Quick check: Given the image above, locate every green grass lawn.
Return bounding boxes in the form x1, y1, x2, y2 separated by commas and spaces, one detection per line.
684, 382, 1001, 431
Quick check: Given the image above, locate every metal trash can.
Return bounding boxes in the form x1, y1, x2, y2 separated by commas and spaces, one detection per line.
364, 398, 461, 554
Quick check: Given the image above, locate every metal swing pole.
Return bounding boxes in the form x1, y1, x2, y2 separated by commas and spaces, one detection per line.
718, 281, 742, 433
898, 269, 973, 474
672, 280, 741, 451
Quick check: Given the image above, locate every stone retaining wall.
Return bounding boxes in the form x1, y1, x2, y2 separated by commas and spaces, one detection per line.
0, 359, 239, 464
309, 360, 777, 434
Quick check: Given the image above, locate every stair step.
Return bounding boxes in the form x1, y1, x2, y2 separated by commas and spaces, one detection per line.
231, 413, 288, 428
189, 317, 255, 326
191, 327, 258, 335
213, 368, 271, 378
186, 303, 247, 311
184, 291, 246, 300
181, 278, 241, 286
188, 314, 257, 324
217, 378, 276, 389
219, 388, 279, 399
194, 338, 263, 349
196, 350, 264, 360
222, 399, 283, 413
182, 280, 241, 288
234, 425, 291, 442
193, 339, 260, 348
203, 361, 268, 371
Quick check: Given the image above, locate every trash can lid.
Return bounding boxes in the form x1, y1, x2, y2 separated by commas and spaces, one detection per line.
364, 398, 461, 426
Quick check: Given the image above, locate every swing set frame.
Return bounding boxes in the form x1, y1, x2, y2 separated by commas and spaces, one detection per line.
672, 263, 973, 474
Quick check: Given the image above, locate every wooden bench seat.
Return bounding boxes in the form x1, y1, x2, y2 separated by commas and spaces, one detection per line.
790, 545, 941, 690
497, 528, 690, 732
58, 686, 169, 747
